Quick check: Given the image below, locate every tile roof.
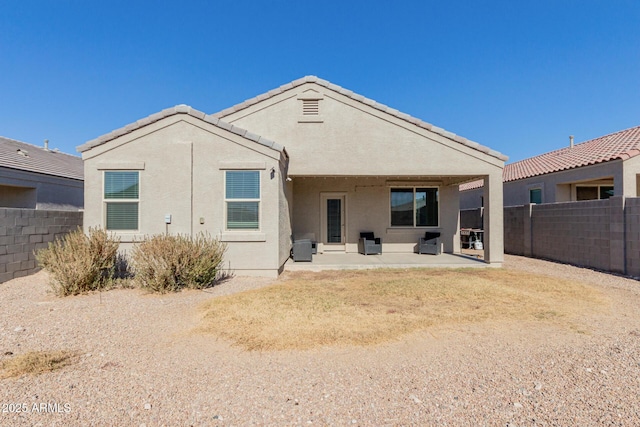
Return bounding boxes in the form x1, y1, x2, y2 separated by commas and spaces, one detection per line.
77, 105, 287, 155
459, 125, 640, 191
213, 75, 508, 162
504, 125, 640, 182
459, 179, 485, 191
0, 136, 83, 181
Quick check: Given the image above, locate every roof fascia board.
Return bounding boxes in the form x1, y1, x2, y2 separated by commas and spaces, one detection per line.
0, 166, 84, 185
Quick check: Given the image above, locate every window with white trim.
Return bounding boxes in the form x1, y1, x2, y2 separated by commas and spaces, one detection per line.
225, 171, 260, 230
104, 171, 139, 230
390, 187, 438, 227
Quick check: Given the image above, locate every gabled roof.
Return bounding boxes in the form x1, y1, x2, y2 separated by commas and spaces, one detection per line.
77, 105, 287, 156
0, 136, 83, 181
459, 125, 640, 191
504, 125, 640, 182
214, 75, 508, 162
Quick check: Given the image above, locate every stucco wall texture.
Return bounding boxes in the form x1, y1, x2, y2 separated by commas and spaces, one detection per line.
0, 208, 83, 283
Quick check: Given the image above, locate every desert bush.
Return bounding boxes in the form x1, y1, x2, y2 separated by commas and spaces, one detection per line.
131, 233, 226, 293
0, 350, 78, 379
36, 227, 120, 296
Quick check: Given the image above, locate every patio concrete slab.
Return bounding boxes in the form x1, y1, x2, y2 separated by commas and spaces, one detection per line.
284, 252, 491, 272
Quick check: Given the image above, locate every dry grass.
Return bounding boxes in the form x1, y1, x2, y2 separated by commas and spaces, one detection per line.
0, 351, 78, 379
198, 268, 607, 351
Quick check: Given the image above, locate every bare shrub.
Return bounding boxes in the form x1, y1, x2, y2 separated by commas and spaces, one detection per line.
0, 350, 77, 379
35, 227, 120, 296
131, 233, 226, 293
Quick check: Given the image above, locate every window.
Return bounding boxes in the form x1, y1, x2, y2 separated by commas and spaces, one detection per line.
104, 171, 139, 230
600, 186, 614, 199
390, 187, 438, 227
529, 188, 542, 204
225, 171, 260, 230
576, 185, 614, 201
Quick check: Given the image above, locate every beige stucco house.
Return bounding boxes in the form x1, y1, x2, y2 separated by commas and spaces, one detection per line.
460, 125, 640, 210
79, 76, 506, 277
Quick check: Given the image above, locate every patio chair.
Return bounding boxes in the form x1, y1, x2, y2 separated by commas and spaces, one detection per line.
358, 232, 382, 255
292, 239, 313, 262
295, 233, 317, 254
418, 231, 441, 255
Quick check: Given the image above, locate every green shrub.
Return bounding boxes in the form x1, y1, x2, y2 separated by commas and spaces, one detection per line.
131, 233, 226, 293
36, 227, 120, 296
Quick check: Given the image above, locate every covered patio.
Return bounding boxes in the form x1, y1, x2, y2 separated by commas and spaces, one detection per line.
284, 251, 488, 272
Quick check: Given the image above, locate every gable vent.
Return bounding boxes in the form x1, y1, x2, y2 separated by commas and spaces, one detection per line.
302, 99, 319, 116
297, 92, 324, 123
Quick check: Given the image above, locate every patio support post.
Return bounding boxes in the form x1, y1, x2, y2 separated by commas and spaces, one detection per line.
483, 173, 504, 265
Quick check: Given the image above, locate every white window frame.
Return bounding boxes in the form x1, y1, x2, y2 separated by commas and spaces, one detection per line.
389, 186, 439, 228
103, 170, 140, 231
224, 170, 261, 231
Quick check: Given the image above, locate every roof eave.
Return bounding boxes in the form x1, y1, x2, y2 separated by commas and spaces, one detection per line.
77, 105, 287, 155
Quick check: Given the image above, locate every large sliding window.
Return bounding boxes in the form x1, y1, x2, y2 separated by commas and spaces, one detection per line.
225, 171, 260, 230
104, 171, 139, 230
390, 187, 438, 227
576, 185, 614, 201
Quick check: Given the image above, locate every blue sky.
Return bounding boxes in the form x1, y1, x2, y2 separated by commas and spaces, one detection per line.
1, 0, 639, 163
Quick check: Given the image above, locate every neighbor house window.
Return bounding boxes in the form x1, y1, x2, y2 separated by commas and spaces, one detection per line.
225, 171, 260, 230
529, 188, 542, 204
390, 188, 438, 227
576, 185, 614, 201
104, 171, 139, 230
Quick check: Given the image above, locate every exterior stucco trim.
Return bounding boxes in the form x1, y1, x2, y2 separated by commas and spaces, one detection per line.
97, 162, 145, 170
218, 161, 267, 170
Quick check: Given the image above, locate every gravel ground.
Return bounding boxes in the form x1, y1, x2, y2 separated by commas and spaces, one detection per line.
1, 255, 639, 426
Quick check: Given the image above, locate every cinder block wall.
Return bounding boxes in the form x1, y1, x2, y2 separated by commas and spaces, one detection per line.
625, 198, 640, 277
0, 208, 83, 283
504, 205, 525, 255
531, 200, 611, 271
504, 196, 640, 277
460, 208, 483, 229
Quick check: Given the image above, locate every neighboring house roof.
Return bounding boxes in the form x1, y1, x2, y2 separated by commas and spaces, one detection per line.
504, 125, 640, 182
459, 179, 485, 191
77, 105, 287, 156
0, 136, 83, 181
459, 125, 640, 191
214, 75, 508, 162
